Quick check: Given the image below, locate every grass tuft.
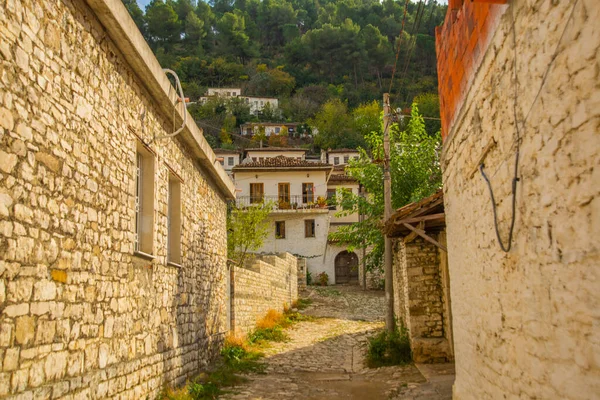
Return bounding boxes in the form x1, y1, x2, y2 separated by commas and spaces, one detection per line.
366, 325, 412, 368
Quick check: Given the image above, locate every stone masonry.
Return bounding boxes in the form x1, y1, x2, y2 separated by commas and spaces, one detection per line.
231, 253, 298, 334
392, 235, 453, 364
437, 0, 599, 398
0, 0, 235, 398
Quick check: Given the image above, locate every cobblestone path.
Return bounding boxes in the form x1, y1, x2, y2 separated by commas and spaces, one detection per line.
224, 285, 454, 400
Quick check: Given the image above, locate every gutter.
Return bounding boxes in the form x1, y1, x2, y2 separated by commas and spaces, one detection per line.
83, 0, 236, 200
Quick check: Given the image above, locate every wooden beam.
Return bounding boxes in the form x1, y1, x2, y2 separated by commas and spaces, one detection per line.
403, 221, 424, 244
395, 213, 445, 225
402, 223, 448, 252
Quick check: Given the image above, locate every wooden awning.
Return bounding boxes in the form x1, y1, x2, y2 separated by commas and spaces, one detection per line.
384, 189, 446, 251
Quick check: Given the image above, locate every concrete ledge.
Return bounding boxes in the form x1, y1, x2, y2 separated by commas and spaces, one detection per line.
83, 0, 235, 199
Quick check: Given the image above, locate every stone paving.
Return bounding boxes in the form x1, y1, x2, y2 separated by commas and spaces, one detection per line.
223, 285, 454, 400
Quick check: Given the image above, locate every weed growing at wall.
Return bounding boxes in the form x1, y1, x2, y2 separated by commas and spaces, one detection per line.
366, 325, 412, 368
160, 301, 313, 399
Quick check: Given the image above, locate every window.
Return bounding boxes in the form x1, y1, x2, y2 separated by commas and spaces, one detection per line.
344, 156, 349, 164
304, 219, 315, 238
252, 157, 257, 161
167, 176, 181, 265
227, 91, 231, 96
135, 144, 155, 256
275, 221, 285, 239
278, 183, 290, 203
302, 183, 314, 203
334, 157, 340, 165
327, 189, 336, 210
232, 91, 237, 96
228, 156, 234, 166
275, 127, 281, 134
250, 183, 264, 203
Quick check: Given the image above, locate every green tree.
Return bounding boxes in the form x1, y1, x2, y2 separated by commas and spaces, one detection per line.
311, 99, 364, 150
412, 92, 441, 137
145, 0, 181, 45
329, 104, 441, 272
227, 202, 274, 266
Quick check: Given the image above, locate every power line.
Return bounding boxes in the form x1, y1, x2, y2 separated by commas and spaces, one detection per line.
388, 0, 411, 95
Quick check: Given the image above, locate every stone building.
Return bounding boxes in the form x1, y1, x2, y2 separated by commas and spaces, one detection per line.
385, 191, 453, 363
0, 0, 235, 398
436, 0, 599, 398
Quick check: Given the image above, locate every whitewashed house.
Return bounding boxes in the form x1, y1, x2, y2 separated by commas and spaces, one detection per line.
240, 122, 299, 137
198, 89, 279, 115
214, 148, 242, 176
322, 148, 360, 166
232, 156, 336, 282
230, 147, 372, 285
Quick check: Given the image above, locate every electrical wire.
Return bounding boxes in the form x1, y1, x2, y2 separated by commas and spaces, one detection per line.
154, 69, 187, 141
388, 0, 411, 95
400, 0, 425, 85
480, 0, 579, 252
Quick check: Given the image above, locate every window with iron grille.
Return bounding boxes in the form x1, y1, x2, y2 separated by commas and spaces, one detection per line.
135, 144, 155, 256
304, 219, 315, 238
343, 156, 349, 163
167, 176, 182, 265
302, 183, 314, 203
334, 157, 340, 165
250, 183, 264, 203
228, 156, 234, 166
275, 221, 285, 239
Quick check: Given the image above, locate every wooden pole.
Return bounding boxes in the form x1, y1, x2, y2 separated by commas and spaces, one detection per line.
383, 93, 395, 333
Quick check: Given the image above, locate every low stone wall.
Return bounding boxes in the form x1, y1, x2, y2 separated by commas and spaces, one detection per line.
230, 253, 298, 334
392, 234, 453, 363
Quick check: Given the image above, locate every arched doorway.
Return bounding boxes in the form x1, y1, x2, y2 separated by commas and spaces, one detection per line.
335, 251, 359, 284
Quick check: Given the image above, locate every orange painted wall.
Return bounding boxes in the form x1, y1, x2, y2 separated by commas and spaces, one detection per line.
435, 0, 508, 140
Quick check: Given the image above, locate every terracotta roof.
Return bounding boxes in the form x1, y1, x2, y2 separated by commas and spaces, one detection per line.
213, 148, 241, 154
244, 147, 307, 152
233, 156, 331, 170
328, 174, 357, 183
328, 148, 360, 153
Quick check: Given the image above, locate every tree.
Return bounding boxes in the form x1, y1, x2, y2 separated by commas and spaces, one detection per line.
227, 202, 274, 266
311, 99, 364, 150
412, 93, 441, 137
329, 103, 441, 273
145, 0, 181, 45
352, 100, 381, 139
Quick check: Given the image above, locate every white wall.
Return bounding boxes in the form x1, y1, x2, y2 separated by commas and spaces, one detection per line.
261, 213, 332, 283
241, 97, 279, 113
328, 152, 359, 165
217, 152, 240, 172
327, 183, 360, 224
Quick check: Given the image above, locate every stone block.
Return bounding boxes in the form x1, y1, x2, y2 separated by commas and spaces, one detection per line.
15, 316, 35, 346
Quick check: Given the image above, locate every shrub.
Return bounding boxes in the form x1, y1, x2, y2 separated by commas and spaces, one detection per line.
317, 272, 329, 286
366, 325, 412, 368
256, 309, 283, 330
307, 270, 312, 285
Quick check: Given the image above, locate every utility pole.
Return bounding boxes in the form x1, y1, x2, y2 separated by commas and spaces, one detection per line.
383, 93, 395, 333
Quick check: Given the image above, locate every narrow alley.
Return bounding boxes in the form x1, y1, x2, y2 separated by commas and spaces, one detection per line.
224, 286, 454, 400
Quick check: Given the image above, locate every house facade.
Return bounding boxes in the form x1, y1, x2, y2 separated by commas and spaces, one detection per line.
214, 148, 242, 176
323, 149, 360, 166
240, 123, 299, 137
244, 147, 307, 161
436, 0, 599, 398
232, 157, 333, 282
0, 0, 235, 398
199, 89, 278, 115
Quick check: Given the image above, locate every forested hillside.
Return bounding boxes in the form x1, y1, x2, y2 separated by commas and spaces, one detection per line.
122, 0, 446, 149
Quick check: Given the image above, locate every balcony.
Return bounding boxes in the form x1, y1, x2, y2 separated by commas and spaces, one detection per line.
235, 195, 330, 213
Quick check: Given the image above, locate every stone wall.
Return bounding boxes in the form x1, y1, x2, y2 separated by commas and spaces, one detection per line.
438, 0, 599, 398
392, 235, 453, 363
0, 0, 232, 398
231, 253, 298, 334
297, 258, 307, 290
